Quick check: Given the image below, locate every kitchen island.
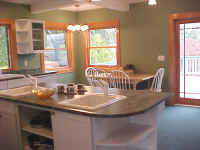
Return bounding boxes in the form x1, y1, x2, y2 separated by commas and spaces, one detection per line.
0, 86, 171, 150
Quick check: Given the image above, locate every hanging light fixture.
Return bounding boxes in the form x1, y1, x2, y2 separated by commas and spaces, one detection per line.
67, 24, 89, 31
148, 0, 157, 6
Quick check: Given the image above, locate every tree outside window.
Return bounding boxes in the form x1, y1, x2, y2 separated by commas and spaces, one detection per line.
90, 28, 117, 66
83, 20, 120, 69
42, 22, 74, 73
0, 25, 10, 69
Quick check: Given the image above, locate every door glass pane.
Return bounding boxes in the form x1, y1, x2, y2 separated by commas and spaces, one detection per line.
180, 24, 185, 98
0, 26, 9, 69
180, 22, 200, 99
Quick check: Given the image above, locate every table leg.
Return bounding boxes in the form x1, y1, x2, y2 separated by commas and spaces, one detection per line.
133, 80, 137, 90
147, 79, 151, 89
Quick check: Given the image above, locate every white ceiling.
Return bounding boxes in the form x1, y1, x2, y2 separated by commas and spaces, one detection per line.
0, 0, 146, 13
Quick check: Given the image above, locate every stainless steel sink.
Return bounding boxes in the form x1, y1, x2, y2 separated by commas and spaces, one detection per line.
0, 86, 34, 97
58, 93, 127, 110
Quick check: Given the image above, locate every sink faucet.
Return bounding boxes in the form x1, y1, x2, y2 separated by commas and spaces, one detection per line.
92, 80, 109, 95
23, 74, 38, 88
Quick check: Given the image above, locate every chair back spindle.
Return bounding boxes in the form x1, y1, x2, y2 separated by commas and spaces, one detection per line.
151, 68, 165, 92
85, 67, 97, 86
110, 70, 131, 90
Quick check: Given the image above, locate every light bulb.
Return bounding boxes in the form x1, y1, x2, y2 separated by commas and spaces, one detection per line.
75, 25, 81, 31
67, 25, 75, 31
80, 25, 89, 31
148, 0, 157, 6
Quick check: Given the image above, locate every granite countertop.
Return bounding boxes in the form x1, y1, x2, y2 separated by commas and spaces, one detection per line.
0, 86, 172, 118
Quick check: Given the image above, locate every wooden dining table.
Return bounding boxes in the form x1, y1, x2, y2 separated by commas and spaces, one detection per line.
128, 73, 154, 89
88, 72, 154, 90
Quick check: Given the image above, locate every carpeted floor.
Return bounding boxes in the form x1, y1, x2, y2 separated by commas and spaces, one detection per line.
158, 106, 200, 150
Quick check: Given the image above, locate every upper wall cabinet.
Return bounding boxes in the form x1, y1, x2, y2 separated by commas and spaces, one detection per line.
15, 19, 45, 54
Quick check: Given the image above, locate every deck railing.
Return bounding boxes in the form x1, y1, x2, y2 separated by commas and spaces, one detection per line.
180, 56, 200, 75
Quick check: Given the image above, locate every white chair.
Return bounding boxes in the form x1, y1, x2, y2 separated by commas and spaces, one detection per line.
85, 67, 110, 86
95, 69, 111, 85
109, 70, 131, 90
150, 68, 165, 92
85, 67, 97, 86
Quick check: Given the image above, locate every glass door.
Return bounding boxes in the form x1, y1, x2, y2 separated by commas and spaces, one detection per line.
178, 21, 200, 105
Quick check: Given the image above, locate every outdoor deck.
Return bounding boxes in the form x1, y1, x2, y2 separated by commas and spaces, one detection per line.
180, 75, 200, 99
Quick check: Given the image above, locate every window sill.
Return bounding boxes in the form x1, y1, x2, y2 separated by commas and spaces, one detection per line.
45, 67, 74, 74
86, 65, 120, 71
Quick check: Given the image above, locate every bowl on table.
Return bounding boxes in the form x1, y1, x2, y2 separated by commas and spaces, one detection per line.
32, 87, 55, 99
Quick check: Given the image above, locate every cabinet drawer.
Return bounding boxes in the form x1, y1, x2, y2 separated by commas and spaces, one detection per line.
0, 100, 16, 114
53, 111, 91, 124
0, 81, 8, 90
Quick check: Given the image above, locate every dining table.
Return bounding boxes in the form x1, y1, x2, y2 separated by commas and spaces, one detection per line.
128, 73, 154, 89
88, 71, 154, 90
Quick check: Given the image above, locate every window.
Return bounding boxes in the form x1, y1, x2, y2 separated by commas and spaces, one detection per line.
0, 19, 17, 70
41, 22, 73, 73
83, 20, 120, 69
0, 25, 10, 69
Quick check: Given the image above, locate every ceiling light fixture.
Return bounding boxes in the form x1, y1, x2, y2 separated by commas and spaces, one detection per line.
67, 25, 89, 31
148, 0, 157, 6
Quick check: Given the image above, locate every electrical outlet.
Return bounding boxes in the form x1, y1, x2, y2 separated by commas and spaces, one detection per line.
24, 60, 28, 67
158, 55, 165, 62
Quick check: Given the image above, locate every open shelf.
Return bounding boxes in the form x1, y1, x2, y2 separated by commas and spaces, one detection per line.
96, 145, 146, 150
23, 132, 53, 150
24, 144, 33, 150
22, 125, 53, 140
96, 123, 154, 147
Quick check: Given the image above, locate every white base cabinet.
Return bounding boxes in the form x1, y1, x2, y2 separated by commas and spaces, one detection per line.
52, 111, 93, 150
0, 98, 165, 150
0, 101, 20, 150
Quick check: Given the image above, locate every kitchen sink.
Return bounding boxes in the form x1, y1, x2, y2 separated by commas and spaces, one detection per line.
0, 86, 34, 97
58, 93, 127, 110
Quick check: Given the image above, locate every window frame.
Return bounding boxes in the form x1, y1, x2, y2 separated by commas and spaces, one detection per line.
41, 22, 74, 73
169, 11, 200, 106
83, 20, 120, 70
0, 19, 17, 71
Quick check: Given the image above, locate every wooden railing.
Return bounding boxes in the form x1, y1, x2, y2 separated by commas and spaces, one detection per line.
180, 56, 200, 75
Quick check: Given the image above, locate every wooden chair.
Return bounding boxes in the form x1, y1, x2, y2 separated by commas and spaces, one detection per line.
150, 68, 165, 92
109, 70, 131, 90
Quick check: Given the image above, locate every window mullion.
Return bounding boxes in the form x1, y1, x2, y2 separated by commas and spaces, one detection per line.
6, 25, 11, 68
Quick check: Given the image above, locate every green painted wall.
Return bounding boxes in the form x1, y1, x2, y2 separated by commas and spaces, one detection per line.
0, 1, 77, 84
29, 11, 77, 83
2, 0, 200, 88
0, 2, 29, 19
76, 0, 200, 90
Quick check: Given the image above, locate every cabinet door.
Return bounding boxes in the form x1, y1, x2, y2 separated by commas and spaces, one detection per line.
32, 22, 44, 50
52, 111, 93, 150
0, 81, 7, 90
0, 112, 19, 150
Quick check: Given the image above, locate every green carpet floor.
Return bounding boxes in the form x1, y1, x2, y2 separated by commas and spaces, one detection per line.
158, 106, 200, 150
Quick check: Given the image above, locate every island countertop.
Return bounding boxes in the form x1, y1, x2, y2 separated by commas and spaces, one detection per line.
0, 71, 56, 81
0, 86, 172, 118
